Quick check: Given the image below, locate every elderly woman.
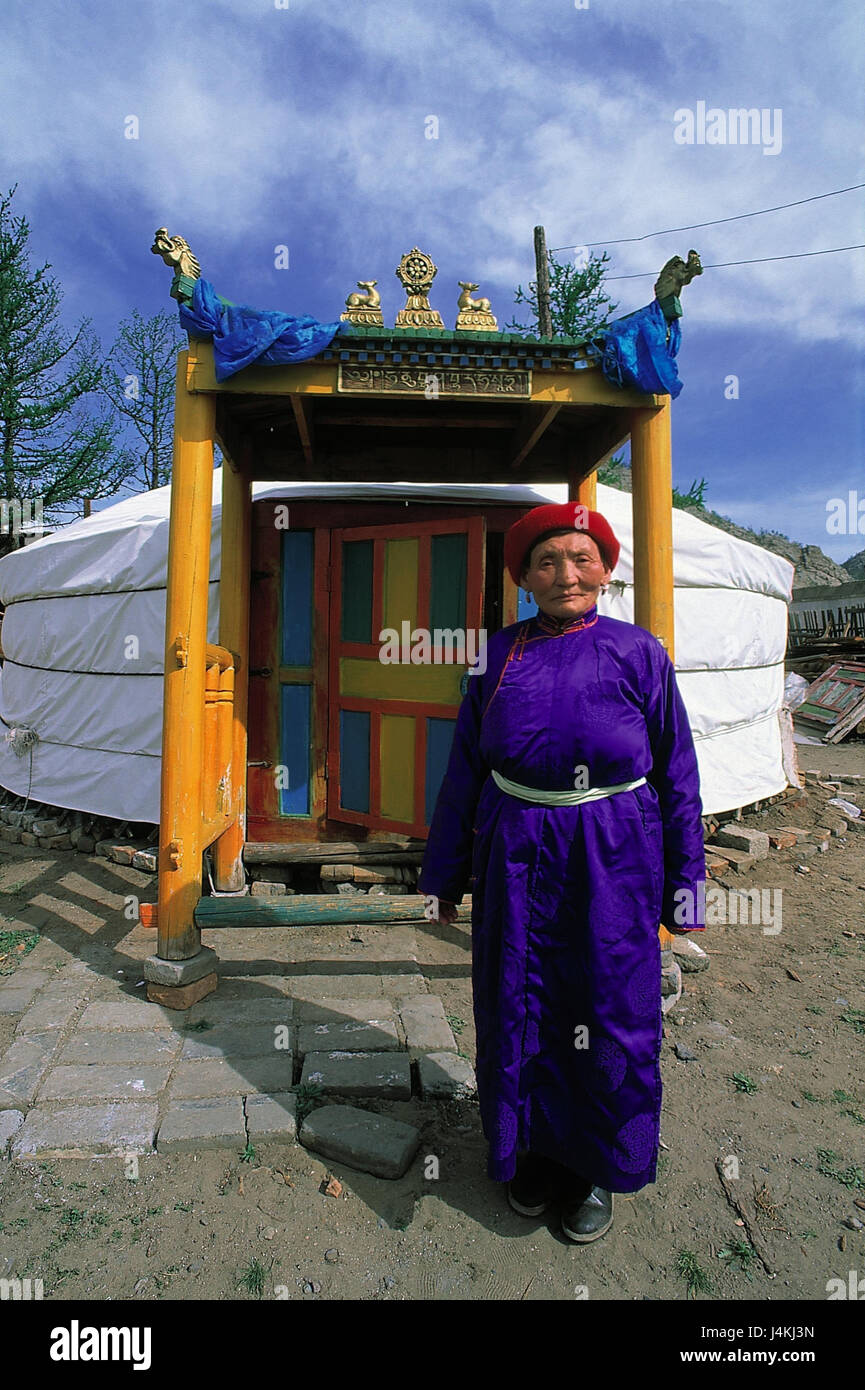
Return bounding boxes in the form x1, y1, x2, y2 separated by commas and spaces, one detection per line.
417, 502, 706, 1243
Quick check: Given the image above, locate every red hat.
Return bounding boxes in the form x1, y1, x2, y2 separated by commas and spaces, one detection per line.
504, 503, 620, 584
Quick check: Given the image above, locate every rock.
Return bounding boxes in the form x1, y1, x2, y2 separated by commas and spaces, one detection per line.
709, 845, 757, 872
324, 1249, 339, 1264
768, 831, 798, 850
661, 958, 682, 1000
250, 881, 287, 897
76, 834, 96, 854
715, 825, 770, 859
671, 937, 710, 973
300, 1103, 420, 1179
132, 850, 158, 872
31, 818, 63, 837
355, 865, 400, 885
674, 1044, 698, 1061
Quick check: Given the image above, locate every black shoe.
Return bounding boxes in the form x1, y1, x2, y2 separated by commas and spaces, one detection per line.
507, 1153, 561, 1217
560, 1181, 614, 1243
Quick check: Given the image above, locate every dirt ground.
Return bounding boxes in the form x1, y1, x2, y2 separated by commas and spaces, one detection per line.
0, 744, 863, 1303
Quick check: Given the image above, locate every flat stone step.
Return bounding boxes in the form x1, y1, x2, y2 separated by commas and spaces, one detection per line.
301, 1051, 411, 1100
297, 1020, 400, 1058
299, 1103, 420, 1178
157, 1097, 246, 1153
11, 1102, 158, 1158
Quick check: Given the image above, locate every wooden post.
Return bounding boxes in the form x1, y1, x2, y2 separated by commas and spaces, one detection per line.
630, 399, 674, 658
157, 350, 216, 960
212, 457, 252, 891
568, 471, 597, 509
630, 397, 676, 948
534, 226, 553, 339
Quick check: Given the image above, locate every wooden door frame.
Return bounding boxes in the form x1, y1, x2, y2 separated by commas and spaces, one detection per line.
245, 499, 524, 843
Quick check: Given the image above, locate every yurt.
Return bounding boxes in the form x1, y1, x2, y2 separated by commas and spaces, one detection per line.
0, 472, 795, 828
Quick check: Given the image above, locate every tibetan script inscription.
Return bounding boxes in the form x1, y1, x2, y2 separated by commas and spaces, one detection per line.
338, 364, 531, 398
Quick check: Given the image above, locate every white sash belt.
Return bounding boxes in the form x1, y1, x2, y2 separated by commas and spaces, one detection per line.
491, 768, 646, 805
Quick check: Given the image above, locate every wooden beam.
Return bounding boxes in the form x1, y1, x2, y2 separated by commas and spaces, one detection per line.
312, 413, 514, 430
290, 393, 315, 470
508, 403, 562, 470
244, 839, 426, 864
187, 341, 664, 409
565, 415, 631, 477
195, 893, 472, 927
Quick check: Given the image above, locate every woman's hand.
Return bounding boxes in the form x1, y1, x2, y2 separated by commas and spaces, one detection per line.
421, 894, 459, 925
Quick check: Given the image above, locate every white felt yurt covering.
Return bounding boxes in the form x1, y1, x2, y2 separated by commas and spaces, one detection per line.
0, 473, 794, 823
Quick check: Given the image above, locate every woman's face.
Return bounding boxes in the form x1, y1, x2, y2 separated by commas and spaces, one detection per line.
521, 530, 611, 619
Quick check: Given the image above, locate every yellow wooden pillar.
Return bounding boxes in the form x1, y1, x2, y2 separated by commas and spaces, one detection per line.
568, 471, 597, 510
212, 457, 251, 891
157, 350, 216, 960
630, 397, 676, 949
630, 399, 674, 659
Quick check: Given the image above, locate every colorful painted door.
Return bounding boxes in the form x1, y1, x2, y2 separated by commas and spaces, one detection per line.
328, 517, 485, 836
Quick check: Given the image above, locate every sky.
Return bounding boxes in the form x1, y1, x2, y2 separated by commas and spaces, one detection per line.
2, 0, 863, 562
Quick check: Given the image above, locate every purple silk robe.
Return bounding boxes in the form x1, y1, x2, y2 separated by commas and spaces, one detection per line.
417, 604, 706, 1192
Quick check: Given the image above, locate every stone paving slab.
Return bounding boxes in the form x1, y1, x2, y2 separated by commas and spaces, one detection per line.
301, 1051, 412, 1100
214, 974, 297, 1000
300, 1103, 420, 1178
417, 1051, 477, 1100
11, 1102, 158, 1157
78, 1000, 188, 1030
15, 993, 83, 1034
245, 1092, 297, 1142
284, 974, 392, 1002
169, 1055, 294, 1100
296, 1020, 400, 1058
0, 1031, 62, 1106
0, 1108, 24, 1151
180, 1022, 289, 1060
187, 996, 294, 1026
399, 997, 457, 1054
0, 970, 51, 1014
156, 1098, 246, 1153
38, 1065, 171, 1101
293, 997, 396, 1024
58, 1030, 182, 1065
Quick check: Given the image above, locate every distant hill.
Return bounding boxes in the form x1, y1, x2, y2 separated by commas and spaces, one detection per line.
597, 460, 852, 590
843, 547, 865, 579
